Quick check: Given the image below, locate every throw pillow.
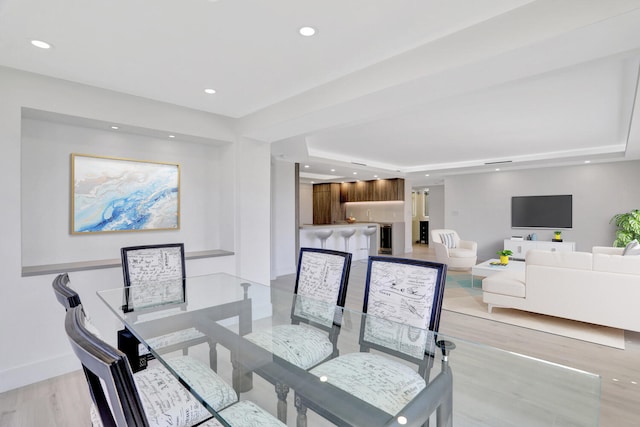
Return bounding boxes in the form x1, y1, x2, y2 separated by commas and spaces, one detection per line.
440, 233, 456, 249
622, 239, 640, 256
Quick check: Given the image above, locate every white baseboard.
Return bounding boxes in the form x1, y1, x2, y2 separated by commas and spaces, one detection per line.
0, 352, 80, 394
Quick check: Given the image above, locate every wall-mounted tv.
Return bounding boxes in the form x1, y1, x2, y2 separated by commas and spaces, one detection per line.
511, 195, 572, 229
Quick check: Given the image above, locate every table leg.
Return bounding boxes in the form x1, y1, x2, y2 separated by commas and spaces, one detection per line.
294, 394, 308, 427
231, 355, 253, 393
276, 382, 290, 422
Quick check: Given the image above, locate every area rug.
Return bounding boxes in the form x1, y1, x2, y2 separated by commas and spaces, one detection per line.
442, 277, 625, 350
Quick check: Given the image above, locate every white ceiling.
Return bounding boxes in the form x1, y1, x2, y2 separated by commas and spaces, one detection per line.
1, 0, 640, 187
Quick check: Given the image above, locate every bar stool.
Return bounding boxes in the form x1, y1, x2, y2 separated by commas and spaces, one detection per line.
340, 228, 356, 251
362, 226, 377, 256
315, 229, 333, 249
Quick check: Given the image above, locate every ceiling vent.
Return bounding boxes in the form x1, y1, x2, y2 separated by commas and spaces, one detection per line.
484, 160, 513, 165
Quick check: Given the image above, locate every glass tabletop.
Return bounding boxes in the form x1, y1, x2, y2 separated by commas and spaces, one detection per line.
97, 272, 600, 427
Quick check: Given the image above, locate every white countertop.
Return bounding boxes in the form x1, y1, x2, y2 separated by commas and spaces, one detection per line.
299, 223, 378, 229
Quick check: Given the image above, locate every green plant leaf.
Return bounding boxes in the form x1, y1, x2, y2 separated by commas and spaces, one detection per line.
611, 209, 640, 247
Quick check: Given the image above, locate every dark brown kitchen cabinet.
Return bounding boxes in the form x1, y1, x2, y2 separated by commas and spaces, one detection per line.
340, 178, 404, 202
354, 181, 371, 201
314, 178, 404, 224
340, 182, 356, 203
313, 183, 345, 224
373, 178, 404, 201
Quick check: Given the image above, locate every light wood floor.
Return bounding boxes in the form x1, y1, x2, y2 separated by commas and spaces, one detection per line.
2, 245, 639, 426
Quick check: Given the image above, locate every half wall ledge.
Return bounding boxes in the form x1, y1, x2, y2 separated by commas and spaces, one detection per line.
21, 249, 235, 277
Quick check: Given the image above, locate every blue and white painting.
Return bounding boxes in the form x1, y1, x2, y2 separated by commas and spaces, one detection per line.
72, 154, 180, 233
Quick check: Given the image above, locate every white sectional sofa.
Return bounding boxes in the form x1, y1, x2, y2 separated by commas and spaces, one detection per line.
482, 247, 640, 332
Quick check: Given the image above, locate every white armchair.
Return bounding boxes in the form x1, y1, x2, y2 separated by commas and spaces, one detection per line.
431, 229, 477, 269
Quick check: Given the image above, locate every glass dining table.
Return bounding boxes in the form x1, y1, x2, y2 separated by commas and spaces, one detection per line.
97, 272, 601, 427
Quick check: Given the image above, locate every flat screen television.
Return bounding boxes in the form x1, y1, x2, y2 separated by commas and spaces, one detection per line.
511, 195, 572, 229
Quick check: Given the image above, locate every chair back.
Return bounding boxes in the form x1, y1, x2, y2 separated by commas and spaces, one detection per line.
431, 229, 460, 248
52, 273, 82, 310
65, 305, 149, 427
121, 243, 186, 312
360, 257, 447, 369
291, 247, 352, 331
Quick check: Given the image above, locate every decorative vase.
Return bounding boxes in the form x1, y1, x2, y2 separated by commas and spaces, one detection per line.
500, 255, 509, 265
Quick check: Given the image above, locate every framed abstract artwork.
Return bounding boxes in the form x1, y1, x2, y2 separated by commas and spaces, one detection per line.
71, 154, 180, 233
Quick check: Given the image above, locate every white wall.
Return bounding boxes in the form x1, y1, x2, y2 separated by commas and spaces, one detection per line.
21, 118, 226, 265
0, 66, 271, 393
271, 160, 297, 278
425, 185, 445, 245
444, 161, 640, 260
299, 183, 313, 225
233, 137, 271, 283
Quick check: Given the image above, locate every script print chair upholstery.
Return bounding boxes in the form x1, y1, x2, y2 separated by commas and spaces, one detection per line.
120, 243, 216, 372
431, 229, 477, 270
52, 273, 243, 427
295, 256, 448, 426
242, 247, 352, 422
63, 304, 286, 427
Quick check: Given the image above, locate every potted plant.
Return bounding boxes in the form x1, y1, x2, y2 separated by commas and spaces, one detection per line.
610, 209, 640, 247
496, 249, 513, 265
554, 230, 562, 240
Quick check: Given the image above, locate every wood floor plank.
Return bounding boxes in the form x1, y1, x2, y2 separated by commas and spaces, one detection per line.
0, 369, 91, 427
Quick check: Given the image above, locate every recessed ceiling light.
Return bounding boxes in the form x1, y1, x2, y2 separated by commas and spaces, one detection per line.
353, 172, 357, 175
425, 174, 430, 177
495, 168, 500, 171
373, 175, 378, 178
31, 40, 51, 49
111, 126, 119, 130
330, 169, 335, 172
204, 88, 216, 94
304, 165, 310, 168
584, 160, 591, 164
169, 135, 175, 138
299, 26, 317, 37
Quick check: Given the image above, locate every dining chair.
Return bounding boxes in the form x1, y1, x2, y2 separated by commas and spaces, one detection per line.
295, 256, 448, 427
242, 247, 352, 423
52, 272, 81, 310
119, 243, 216, 372
52, 273, 232, 425
63, 304, 285, 427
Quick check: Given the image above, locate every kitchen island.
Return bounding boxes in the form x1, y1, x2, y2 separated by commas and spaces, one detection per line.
299, 223, 378, 261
